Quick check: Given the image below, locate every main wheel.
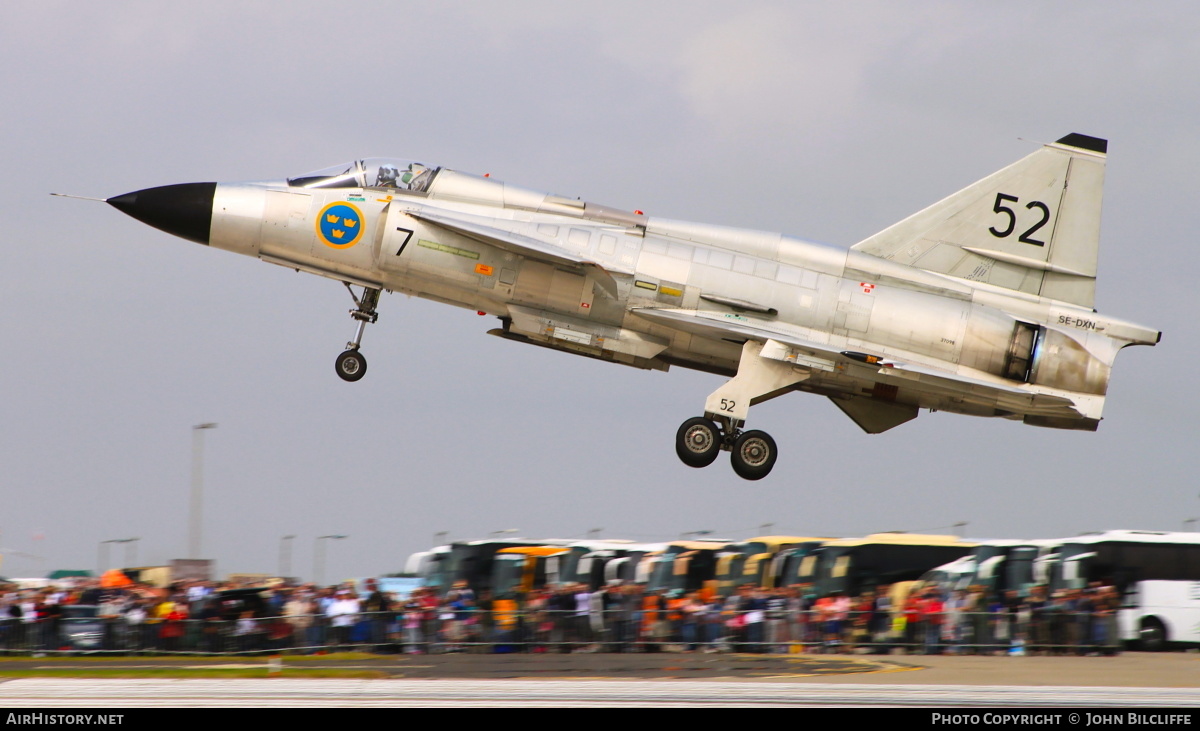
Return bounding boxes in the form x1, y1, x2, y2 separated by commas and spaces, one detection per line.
731, 430, 777, 480
675, 417, 721, 468
1139, 617, 1168, 652
335, 349, 367, 382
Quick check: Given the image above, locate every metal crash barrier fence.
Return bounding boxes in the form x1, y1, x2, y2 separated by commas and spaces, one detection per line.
0, 609, 1125, 656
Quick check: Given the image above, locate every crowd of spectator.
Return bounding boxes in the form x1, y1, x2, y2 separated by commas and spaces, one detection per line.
0, 574, 1125, 656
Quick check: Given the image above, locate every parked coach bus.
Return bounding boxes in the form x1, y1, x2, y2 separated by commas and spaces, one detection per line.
643, 540, 735, 598
802, 533, 977, 597
412, 537, 577, 597
1051, 530, 1200, 650
714, 536, 832, 597
920, 539, 1063, 598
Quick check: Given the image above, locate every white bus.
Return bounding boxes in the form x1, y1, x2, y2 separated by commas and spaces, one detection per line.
920, 539, 1063, 598
1053, 530, 1200, 650
1117, 580, 1200, 650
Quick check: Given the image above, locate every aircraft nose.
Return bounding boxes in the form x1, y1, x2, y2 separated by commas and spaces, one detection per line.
107, 182, 217, 245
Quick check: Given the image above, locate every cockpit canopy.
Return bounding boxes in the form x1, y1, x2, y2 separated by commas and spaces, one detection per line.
287, 158, 440, 192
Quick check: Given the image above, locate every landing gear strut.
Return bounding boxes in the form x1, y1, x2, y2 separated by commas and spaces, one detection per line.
336, 284, 380, 382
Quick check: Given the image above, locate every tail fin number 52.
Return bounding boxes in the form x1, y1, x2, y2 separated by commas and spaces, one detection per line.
988, 192, 1050, 246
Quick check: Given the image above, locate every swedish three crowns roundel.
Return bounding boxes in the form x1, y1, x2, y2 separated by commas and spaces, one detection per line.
316, 201, 365, 249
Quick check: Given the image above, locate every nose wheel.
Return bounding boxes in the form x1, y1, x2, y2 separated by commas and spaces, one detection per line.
336, 349, 367, 382
674, 416, 778, 480
336, 283, 380, 383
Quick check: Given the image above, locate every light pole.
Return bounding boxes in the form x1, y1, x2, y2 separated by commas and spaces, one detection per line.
5, 549, 44, 579
433, 531, 448, 546
190, 423, 218, 559
1185, 518, 1198, 533
98, 538, 131, 574
97, 540, 108, 575
314, 534, 347, 586
587, 528, 604, 540
490, 529, 519, 539
280, 535, 296, 578
111, 538, 137, 568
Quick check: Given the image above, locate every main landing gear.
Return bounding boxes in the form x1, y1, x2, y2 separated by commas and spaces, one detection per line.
674, 339, 809, 481
675, 416, 778, 480
335, 284, 380, 382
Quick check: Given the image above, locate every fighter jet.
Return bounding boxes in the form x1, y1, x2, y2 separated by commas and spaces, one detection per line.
84, 133, 1159, 480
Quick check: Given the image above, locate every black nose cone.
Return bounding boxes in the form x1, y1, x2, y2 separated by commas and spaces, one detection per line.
107, 182, 217, 245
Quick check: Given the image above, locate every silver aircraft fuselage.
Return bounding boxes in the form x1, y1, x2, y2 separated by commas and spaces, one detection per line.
98, 136, 1159, 480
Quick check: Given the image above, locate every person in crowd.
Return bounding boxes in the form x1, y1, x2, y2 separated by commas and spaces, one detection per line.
1094, 583, 1121, 656
765, 588, 790, 654
474, 589, 495, 652
940, 588, 969, 657
441, 589, 476, 652
847, 589, 874, 654
961, 585, 986, 653
572, 583, 593, 652
613, 583, 640, 653
158, 595, 188, 652
742, 586, 768, 653
39, 592, 64, 651
869, 584, 893, 655
699, 591, 723, 653
1026, 585, 1049, 655
283, 588, 313, 650
3, 591, 26, 650
919, 587, 945, 655
232, 608, 261, 651
812, 591, 834, 653
817, 590, 852, 653
528, 588, 552, 653
402, 591, 426, 654
587, 584, 608, 652
360, 579, 391, 651
986, 591, 1009, 655
326, 588, 360, 650
678, 591, 705, 652
794, 584, 818, 652
418, 586, 440, 654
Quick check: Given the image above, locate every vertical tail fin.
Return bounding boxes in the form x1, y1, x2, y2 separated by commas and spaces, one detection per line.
851, 134, 1107, 309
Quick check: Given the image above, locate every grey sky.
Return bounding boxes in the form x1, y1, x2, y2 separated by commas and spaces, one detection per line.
2, 2, 1196, 583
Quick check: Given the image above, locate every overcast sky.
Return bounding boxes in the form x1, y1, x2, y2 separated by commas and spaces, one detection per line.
2, 2, 1196, 583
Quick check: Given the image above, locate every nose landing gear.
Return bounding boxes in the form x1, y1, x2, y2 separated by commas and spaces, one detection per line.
336, 284, 380, 382
335, 349, 367, 382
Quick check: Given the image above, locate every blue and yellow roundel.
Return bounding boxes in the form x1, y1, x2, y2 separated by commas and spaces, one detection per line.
315, 201, 365, 249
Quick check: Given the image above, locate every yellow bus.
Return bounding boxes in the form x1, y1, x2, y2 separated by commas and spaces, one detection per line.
714, 536, 833, 596
643, 540, 736, 599
491, 545, 573, 599
800, 533, 977, 597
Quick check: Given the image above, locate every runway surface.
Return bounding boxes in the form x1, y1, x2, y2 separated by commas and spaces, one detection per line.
0, 653, 1195, 707
0, 678, 1196, 707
